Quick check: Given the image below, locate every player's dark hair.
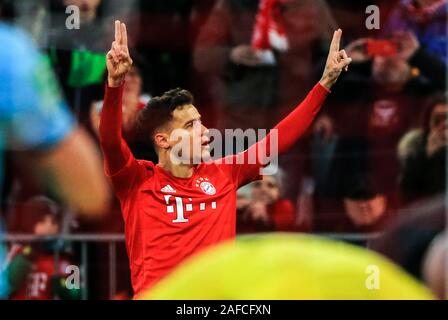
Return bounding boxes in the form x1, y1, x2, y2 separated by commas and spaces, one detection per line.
137, 88, 194, 145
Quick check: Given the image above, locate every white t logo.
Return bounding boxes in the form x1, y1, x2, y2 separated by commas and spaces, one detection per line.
164, 195, 189, 223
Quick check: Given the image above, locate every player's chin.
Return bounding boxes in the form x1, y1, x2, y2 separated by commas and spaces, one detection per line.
189, 148, 211, 164
199, 147, 211, 162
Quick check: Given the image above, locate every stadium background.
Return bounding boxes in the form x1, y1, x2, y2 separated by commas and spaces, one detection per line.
0, 0, 446, 300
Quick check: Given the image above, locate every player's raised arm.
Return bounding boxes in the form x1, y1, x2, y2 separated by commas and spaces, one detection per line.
250, 30, 352, 159
99, 20, 135, 175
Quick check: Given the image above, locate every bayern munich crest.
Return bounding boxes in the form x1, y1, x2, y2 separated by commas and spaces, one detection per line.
195, 177, 216, 195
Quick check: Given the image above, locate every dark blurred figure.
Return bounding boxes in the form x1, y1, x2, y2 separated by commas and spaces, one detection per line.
398, 93, 447, 203
370, 194, 446, 299
237, 172, 296, 233
5, 196, 81, 300
296, 117, 393, 233
136, 0, 196, 96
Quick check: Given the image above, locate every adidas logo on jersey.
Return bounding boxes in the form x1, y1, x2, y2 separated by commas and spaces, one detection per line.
161, 185, 176, 193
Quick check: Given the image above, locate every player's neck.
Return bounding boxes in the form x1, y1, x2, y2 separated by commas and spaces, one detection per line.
158, 155, 195, 179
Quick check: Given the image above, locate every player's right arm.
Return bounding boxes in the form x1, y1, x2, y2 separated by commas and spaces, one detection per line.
99, 21, 145, 196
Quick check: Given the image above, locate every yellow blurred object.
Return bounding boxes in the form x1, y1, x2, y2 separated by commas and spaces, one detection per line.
139, 234, 434, 300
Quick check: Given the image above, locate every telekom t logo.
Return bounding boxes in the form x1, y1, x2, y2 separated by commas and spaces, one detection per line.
164, 195, 217, 223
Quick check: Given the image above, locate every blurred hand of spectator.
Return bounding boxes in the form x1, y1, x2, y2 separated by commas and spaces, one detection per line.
238, 174, 295, 232
345, 38, 370, 63
247, 201, 270, 224
229, 45, 263, 67
393, 31, 420, 60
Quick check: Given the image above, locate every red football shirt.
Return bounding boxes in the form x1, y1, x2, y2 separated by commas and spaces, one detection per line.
108, 151, 261, 296
99, 82, 329, 297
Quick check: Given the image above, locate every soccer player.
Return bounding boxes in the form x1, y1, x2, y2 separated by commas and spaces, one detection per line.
100, 20, 352, 297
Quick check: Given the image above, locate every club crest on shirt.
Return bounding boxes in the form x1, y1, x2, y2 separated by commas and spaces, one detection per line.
195, 177, 216, 195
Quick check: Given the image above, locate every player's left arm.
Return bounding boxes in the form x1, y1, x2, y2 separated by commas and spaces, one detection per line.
249, 29, 352, 160
214, 30, 351, 188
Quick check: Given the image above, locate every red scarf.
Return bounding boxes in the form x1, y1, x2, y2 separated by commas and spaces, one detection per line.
251, 0, 288, 52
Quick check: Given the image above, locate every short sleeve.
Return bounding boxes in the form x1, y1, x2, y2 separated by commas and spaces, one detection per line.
0, 25, 74, 150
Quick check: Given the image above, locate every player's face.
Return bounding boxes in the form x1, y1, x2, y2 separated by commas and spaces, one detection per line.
168, 105, 210, 164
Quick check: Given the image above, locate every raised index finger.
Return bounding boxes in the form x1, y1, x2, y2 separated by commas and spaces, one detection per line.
115, 20, 122, 44
330, 29, 342, 53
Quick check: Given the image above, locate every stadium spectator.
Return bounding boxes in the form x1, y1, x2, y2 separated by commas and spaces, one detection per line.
45, 0, 140, 126
398, 93, 447, 202
296, 118, 392, 234
4, 196, 81, 300
383, 0, 447, 62
46, 0, 108, 125
303, 30, 447, 232
237, 171, 296, 233
328, 31, 445, 140
193, 0, 336, 133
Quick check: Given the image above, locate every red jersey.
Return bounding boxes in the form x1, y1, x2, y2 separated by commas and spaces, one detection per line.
8, 245, 72, 300
109, 152, 261, 295
99, 82, 329, 296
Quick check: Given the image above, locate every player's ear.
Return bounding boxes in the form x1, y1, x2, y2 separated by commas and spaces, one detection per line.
154, 132, 170, 149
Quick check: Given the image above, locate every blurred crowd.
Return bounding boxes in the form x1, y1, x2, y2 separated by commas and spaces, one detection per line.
0, 0, 446, 299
